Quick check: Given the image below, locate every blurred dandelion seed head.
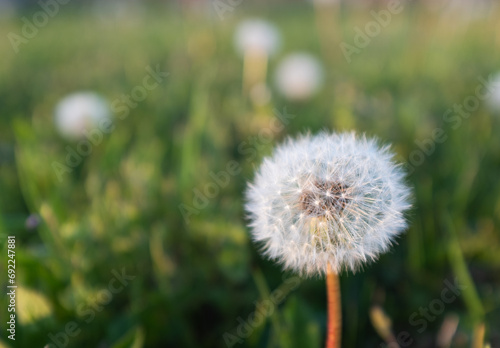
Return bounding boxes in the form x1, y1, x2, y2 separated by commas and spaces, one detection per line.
308, 0, 340, 6
486, 73, 500, 112
0, 0, 16, 19
245, 132, 411, 276
91, 0, 144, 22
438, 0, 495, 21
54, 92, 111, 140
234, 19, 281, 56
275, 53, 323, 101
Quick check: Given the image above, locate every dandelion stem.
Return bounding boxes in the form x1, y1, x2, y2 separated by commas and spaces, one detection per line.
326, 264, 341, 348
472, 322, 485, 348
242, 49, 267, 95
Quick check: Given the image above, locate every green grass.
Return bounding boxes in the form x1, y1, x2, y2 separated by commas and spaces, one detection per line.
0, 3, 499, 347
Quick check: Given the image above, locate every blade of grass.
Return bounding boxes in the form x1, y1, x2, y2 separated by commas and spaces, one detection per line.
443, 212, 484, 324
251, 267, 283, 345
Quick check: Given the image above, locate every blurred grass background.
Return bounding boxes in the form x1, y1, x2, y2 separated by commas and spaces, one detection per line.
0, 1, 500, 347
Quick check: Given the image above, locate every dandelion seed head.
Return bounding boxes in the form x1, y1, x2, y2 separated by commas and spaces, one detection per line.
486, 72, 500, 112
275, 53, 323, 101
0, 0, 16, 19
234, 19, 280, 56
54, 92, 111, 140
309, 0, 340, 6
245, 132, 412, 276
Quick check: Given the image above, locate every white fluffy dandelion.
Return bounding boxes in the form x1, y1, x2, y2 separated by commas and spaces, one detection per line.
245, 132, 411, 276
0, 0, 16, 19
308, 0, 340, 6
54, 92, 111, 140
92, 0, 144, 22
486, 73, 500, 112
275, 53, 324, 101
234, 19, 280, 56
428, 0, 495, 21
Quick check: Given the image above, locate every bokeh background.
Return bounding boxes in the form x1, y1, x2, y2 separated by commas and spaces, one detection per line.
1, 0, 500, 347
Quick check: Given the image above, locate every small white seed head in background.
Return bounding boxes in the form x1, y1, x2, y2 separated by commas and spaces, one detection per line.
275, 53, 323, 101
234, 19, 281, 56
54, 92, 111, 140
486, 72, 500, 112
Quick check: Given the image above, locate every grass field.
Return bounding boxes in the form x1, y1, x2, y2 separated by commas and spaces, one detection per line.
0, 2, 500, 347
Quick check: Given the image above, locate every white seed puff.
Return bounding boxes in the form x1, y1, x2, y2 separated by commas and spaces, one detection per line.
234, 19, 280, 56
245, 132, 411, 276
486, 72, 500, 112
54, 92, 111, 140
275, 53, 324, 101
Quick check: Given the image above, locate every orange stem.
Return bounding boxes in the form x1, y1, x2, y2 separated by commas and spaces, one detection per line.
326, 264, 341, 348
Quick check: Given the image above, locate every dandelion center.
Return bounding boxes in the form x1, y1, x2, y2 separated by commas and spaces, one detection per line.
299, 180, 350, 217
